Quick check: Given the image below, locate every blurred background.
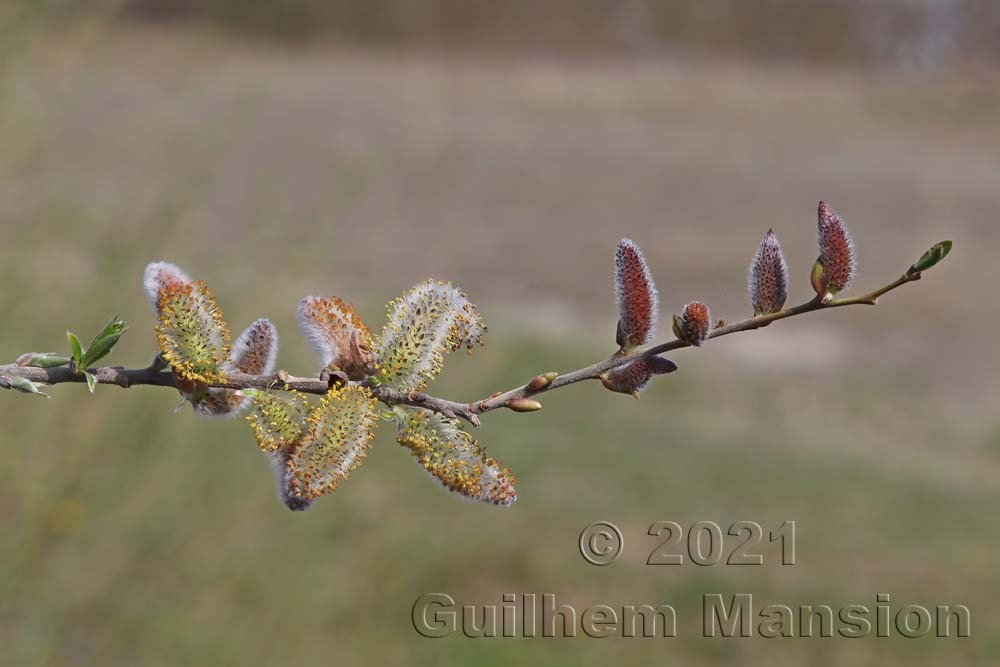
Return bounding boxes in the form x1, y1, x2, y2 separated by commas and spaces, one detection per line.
1, 2, 998, 665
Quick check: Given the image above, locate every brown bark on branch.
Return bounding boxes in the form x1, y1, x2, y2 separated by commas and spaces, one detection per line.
0, 271, 922, 426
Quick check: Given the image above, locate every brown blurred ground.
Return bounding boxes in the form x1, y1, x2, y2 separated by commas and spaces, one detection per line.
0, 12, 998, 667
9, 0, 1000, 66
121, 0, 1000, 67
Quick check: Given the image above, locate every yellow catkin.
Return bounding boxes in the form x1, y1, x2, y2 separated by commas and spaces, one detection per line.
154, 280, 231, 384
373, 280, 485, 393
286, 385, 378, 501
395, 408, 516, 507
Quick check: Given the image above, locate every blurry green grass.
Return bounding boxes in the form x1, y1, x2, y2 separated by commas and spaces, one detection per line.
1, 327, 996, 665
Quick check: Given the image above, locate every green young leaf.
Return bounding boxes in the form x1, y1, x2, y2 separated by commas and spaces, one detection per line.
84, 371, 97, 394
16, 352, 72, 368
80, 315, 127, 368
66, 331, 83, 367
908, 240, 953, 275
0, 374, 51, 398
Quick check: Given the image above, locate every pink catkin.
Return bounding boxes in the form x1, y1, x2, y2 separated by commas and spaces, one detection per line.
615, 238, 658, 350
749, 229, 788, 316
601, 356, 677, 396
817, 201, 856, 293
679, 302, 711, 346
231, 318, 278, 376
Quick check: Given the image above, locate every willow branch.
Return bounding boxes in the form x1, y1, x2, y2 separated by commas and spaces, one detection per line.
0, 271, 922, 426
451, 271, 922, 420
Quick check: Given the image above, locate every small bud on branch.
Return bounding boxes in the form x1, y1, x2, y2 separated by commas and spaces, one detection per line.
908, 240, 952, 275
0, 374, 50, 398
527, 372, 558, 392
676, 302, 712, 347
16, 352, 71, 368
507, 398, 542, 413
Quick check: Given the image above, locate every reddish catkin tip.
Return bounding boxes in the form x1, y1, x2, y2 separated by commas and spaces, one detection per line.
816, 201, 857, 296
749, 229, 789, 316
600, 356, 677, 397
614, 238, 659, 351
678, 301, 712, 346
